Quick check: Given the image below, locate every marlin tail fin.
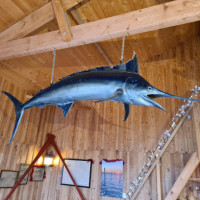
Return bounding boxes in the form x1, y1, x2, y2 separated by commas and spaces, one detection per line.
1, 91, 24, 145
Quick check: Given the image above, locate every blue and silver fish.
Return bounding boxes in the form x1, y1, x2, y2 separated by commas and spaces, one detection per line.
1, 54, 199, 144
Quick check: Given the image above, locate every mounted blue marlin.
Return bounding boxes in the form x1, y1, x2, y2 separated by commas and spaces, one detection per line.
1, 54, 200, 145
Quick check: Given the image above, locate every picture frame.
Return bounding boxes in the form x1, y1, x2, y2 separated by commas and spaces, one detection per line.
0, 170, 18, 188
100, 159, 123, 198
30, 166, 45, 181
18, 164, 29, 185
61, 159, 92, 188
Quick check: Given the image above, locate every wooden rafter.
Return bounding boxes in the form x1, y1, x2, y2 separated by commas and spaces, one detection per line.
0, 0, 88, 43
52, 0, 72, 41
0, 0, 199, 61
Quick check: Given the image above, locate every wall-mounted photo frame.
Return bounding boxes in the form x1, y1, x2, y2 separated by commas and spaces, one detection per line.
30, 166, 45, 181
18, 164, 29, 185
61, 159, 92, 188
0, 170, 18, 188
100, 160, 123, 198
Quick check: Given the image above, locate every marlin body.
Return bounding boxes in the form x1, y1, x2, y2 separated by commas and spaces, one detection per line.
1, 54, 200, 144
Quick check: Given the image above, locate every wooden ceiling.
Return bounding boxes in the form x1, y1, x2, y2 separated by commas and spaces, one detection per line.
0, 0, 199, 93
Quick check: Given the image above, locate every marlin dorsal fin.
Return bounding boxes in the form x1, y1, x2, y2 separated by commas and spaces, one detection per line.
59, 54, 139, 82
126, 54, 139, 73
59, 66, 112, 81
113, 53, 139, 73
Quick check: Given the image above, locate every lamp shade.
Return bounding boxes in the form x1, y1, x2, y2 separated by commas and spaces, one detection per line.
44, 151, 54, 166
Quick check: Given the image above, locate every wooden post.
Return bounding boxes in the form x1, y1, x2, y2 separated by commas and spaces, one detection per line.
156, 159, 162, 200
192, 102, 200, 157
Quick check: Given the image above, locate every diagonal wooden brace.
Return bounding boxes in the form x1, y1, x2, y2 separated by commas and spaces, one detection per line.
51, 0, 72, 41
164, 152, 200, 200
4, 134, 85, 200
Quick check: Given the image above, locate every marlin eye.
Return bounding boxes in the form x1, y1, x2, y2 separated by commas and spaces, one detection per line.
148, 86, 152, 91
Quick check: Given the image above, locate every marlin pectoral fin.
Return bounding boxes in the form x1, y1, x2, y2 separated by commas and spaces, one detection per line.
57, 102, 74, 118
141, 95, 167, 112
95, 89, 123, 103
37, 104, 45, 108
123, 103, 130, 121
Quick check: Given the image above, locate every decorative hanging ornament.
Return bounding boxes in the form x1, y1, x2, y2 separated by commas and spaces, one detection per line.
51, 49, 56, 85
120, 35, 125, 64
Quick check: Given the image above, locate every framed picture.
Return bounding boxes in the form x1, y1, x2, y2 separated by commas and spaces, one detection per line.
100, 160, 123, 198
18, 164, 29, 185
30, 166, 45, 181
0, 170, 18, 188
61, 159, 92, 188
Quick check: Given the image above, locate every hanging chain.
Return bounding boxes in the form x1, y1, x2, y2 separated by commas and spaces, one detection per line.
120, 35, 125, 64
51, 49, 56, 85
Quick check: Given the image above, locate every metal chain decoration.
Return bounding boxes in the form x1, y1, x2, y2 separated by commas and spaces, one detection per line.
122, 86, 200, 200
120, 35, 125, 64
51, 49, 56, 85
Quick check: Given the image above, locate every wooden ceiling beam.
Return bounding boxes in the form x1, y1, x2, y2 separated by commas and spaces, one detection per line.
0, 0, 200, 61
0, 0, 87, 43
52, 0, 72, 41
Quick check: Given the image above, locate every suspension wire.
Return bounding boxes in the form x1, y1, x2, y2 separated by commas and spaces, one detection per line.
51, 49, 56, 85
120, 35, 125, 64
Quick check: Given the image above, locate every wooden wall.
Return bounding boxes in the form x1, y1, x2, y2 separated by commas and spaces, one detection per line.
0, 36, 200, 200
